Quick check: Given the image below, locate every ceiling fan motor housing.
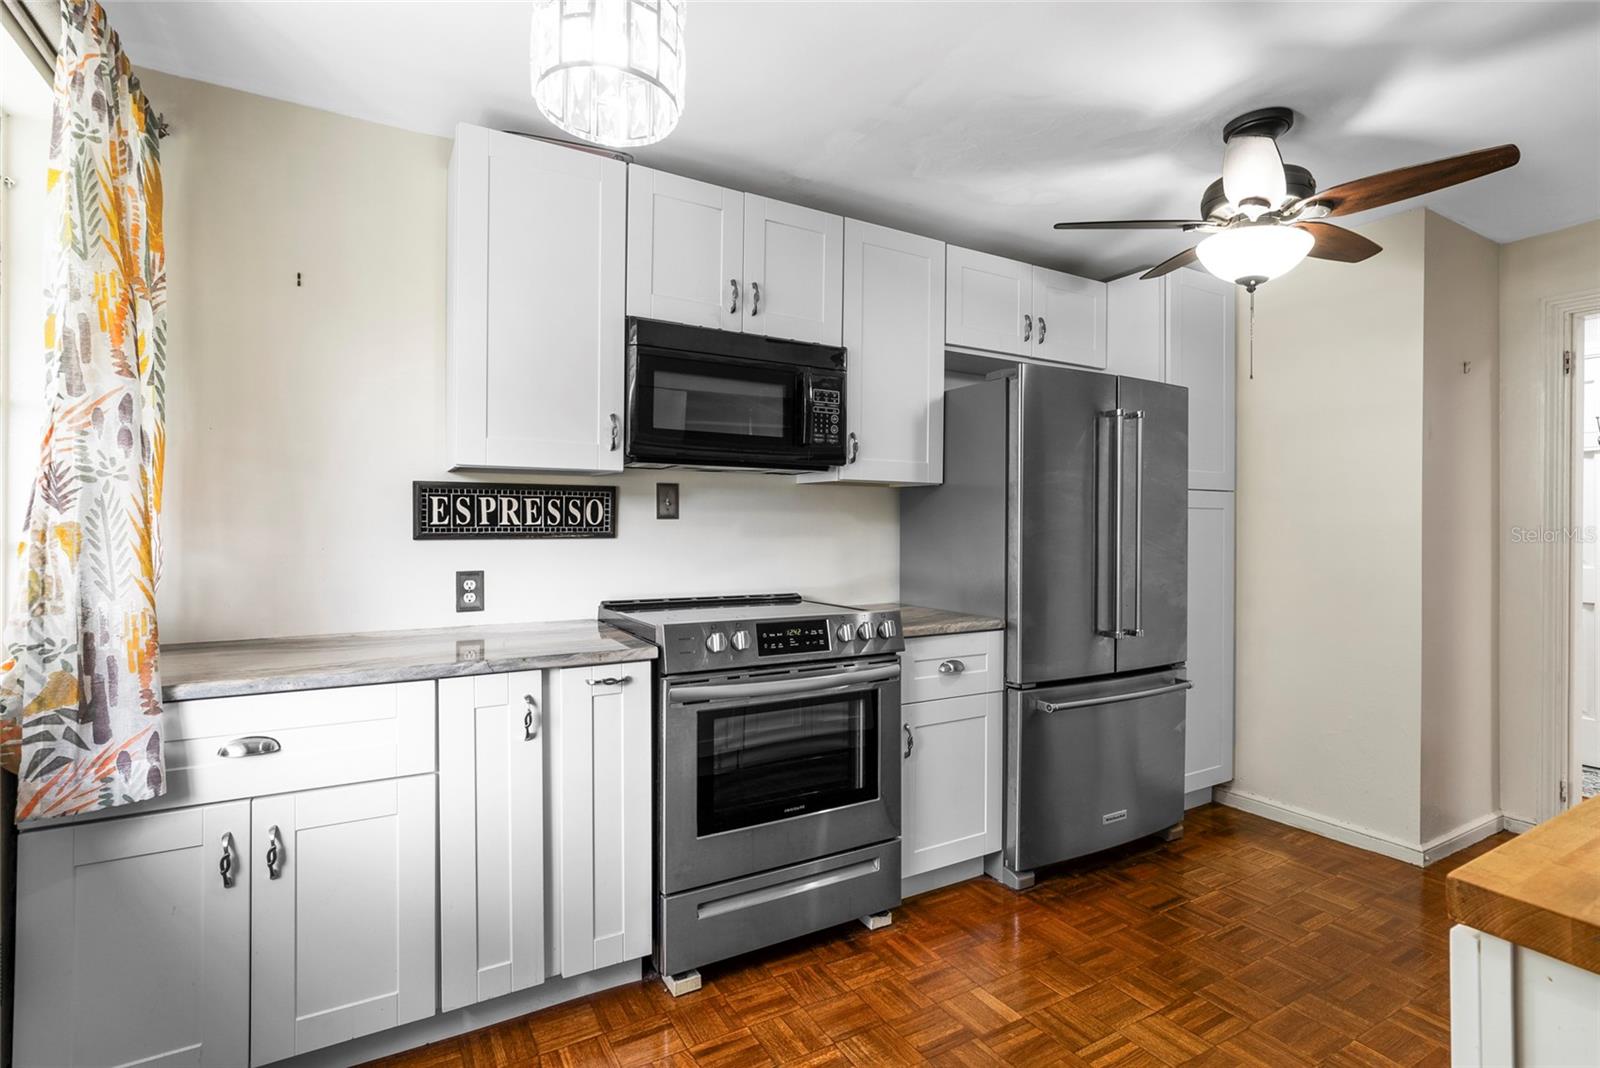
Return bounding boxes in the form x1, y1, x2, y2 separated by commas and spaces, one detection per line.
1221, 106, 1295, 143
1202, 164, 1316, 220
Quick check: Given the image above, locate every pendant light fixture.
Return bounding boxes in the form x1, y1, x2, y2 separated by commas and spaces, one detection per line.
530, 0, 686, 149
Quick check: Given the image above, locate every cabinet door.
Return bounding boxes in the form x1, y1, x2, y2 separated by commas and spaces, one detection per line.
1105, 272, 1165, 382
1032, 267, 1108, 369
551, 664, 652, 977
1165, 269, 1236, 489
946, 246, 1032, 356
902, 692, 1002, 878
742, 195, 843, 344
15, 803, 250, 1068
449, 124, 626, 472
800, 220, 944, 485
439, 672, 545, 1012
627, 166, 744, 331
1186, 490, 1235, 793
250, 777, 436, 1065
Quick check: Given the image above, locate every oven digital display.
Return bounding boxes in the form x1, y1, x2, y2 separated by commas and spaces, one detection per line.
756, 619, 831, 657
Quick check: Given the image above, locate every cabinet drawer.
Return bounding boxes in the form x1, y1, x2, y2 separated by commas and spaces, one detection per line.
158, 682, 436, 811
900, 631, 1003, 703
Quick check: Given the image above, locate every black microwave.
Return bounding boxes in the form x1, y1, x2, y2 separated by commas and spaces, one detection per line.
624, 318, 847, 472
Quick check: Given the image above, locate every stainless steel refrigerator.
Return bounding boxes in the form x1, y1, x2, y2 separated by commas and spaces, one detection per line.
901, 363, 1190, 889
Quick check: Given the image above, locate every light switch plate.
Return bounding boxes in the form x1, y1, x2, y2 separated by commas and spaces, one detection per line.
456, 570, 484, 612
657, 482, 680, 520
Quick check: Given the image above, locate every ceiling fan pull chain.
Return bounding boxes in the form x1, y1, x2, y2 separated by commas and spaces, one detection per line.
1249, 287, 1256, 381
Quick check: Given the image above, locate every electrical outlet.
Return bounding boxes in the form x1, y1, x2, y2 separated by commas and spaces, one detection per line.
456, 570, 485, 612
657, 482, 680, 520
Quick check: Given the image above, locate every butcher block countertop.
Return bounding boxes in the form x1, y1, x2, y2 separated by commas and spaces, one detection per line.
1447, 795, 1600, 973
160, 619, 657, 703
862, 603, 1005, 637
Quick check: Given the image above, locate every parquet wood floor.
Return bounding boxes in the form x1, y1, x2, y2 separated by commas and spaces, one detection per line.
371, 804, 1509, 1067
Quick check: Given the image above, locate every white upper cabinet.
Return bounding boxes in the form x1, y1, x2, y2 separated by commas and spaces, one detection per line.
799, 220, 944, 486
1031, 267, 1108, 369
742, 195, 844, 344
627, 167, 744, 332
946, 246, 1033, 356
1105, 273, 1165, 382
448, 124, 625, 473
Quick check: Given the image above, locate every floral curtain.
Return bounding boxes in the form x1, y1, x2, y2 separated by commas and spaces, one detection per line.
0, 0, 167, 821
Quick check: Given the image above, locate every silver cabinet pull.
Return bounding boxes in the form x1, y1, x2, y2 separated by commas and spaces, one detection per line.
847, 432, 860, 464
1023, 313, 1032, 342
903, 724, 914, 759
609, 413, 621, 451
523, 694, 540, 741
217, 735, 282, 759
1038, 680, 1192, 714
1038, 316, 1047, 343
265, 825, 285, 880
729, 278, 739, 314
937, 659, 966, 675
219, 832, 237, 889
1129, 410, 1145, 637
586, 675, 633, 687
751, 280, 761, 315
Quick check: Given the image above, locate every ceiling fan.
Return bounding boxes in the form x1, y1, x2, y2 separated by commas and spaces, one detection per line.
1054, 107, 1520, 292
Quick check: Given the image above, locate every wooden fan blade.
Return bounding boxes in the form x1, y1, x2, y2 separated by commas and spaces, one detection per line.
1140, 246, 1199, 280
1054, 220, 1206, 230
1306, 144, 1520, 217
1297, 221, 1383, 263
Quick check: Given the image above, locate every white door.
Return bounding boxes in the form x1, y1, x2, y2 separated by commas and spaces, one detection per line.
448, 124, 626, 472
439, 672, 546, 1011
550, 664, 652, 977
627, 166, 744, 331
945, 246, 1032, 356
902, 692, 1002, 878
1031, 267, 1108, 369
1165, 269, 1237, 490
1185, 490, 1235, 793
799, 220, 944, 485
742, 196, 843, 345
15, 803, 251, 1068
250, 777, 436, 1065
1581, 352, 1600, 775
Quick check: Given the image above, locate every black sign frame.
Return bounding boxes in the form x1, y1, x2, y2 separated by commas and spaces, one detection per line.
413, 482, 617, 540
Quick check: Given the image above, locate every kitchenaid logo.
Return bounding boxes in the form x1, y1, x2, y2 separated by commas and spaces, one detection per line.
413, 482, 616, 540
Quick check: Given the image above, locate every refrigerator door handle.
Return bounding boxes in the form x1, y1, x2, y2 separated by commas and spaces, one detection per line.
1129, 409, 1146, 638
1037, 680, 1192, 713
1100, 409, 1127, 638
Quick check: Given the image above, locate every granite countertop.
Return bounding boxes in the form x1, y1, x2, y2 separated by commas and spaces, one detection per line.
862, 603, 1005, 637
160, 620, 656, 702
1447, 795, 1600, 974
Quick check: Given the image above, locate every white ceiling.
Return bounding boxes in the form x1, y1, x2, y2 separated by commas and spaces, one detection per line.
108, 0, 1600, 280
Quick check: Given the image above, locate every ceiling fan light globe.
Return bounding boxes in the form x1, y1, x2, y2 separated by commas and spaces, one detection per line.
530, 0, 686, 149
1222, 134, 1287, 209
1196, 225, 1314, 287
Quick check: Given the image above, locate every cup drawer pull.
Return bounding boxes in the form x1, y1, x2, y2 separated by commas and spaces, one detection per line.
937, 659, 966, 675
217, 736, 282, 758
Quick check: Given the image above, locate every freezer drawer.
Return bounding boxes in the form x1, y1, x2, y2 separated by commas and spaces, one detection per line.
1004, 672, 1188, 873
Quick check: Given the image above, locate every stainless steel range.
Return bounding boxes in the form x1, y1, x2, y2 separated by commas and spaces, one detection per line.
598, 594, 904, 992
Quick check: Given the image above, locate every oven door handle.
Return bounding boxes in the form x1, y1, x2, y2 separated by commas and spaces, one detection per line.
668, 663, 900, 704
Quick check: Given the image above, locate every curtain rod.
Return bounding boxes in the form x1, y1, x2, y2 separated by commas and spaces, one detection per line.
1, 0, 171, 138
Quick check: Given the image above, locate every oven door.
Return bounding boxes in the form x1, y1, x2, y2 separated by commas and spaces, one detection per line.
659, 658, 901, 894
626, 347, 823, 470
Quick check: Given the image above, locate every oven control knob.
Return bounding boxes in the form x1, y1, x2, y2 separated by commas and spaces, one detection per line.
705, 632, 728, 654
730, 630, 750, 652
836, 623, 855, 642
856, 622, 874, 642
877, 619, 898, 639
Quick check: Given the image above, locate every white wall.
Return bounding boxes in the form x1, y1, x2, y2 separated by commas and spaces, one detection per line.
1498, 220, 1600, 824
1420, 211, 1500, 844
128, 70, 897, 644
1233, 211, 1427, 847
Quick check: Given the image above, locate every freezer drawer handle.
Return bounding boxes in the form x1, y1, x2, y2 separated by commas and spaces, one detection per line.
1037, 680, 1192, 714
937, 659, 965, 675
696, 859, 881, 920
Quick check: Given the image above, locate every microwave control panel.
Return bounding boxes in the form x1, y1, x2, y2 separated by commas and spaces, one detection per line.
808, 383, 842, 446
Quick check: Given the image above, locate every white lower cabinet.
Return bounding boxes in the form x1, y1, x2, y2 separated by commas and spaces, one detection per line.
16, 803, 252, 1068
1185, 490, 1235, 793
549, 663, 653, 977
439, 671, 546, 1011
899, 632, 1004, 881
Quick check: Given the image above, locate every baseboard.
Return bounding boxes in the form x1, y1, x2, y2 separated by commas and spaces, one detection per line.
279, 959, 642, 1067
1214, 787, 1429, 865
1420, 813, 1505, 865
1501, 814, 1536, 834
902, 855, 985, 899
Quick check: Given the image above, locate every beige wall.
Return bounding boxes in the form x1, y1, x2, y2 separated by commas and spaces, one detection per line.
1233, 211, 1427, 847
109, 70, 900, 643
1420, 212, 1500, 843
1498, 220, 1600, 824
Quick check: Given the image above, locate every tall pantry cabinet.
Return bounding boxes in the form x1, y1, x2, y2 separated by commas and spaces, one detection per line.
1107, 267, 1237, 796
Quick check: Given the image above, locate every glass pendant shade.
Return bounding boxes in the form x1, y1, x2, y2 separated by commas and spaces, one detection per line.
1196, 225, 1314, 287
1222, 134, 1287, 219
531, 0, 685, 148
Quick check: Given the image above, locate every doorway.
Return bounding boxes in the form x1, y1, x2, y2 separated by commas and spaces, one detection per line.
1575, 312, 1600, 798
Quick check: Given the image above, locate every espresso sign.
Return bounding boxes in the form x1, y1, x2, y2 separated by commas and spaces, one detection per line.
413, 482, 617, 540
